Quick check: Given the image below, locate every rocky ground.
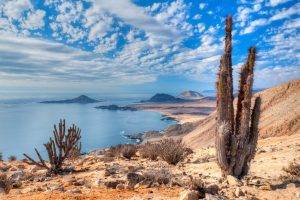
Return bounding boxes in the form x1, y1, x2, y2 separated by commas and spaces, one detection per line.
1, 133, 299, 200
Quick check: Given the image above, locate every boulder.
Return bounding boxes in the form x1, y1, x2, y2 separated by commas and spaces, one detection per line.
179, 190, 199, 200
226, 175, 242, 186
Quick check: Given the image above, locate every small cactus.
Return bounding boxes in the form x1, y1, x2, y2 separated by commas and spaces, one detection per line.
215, 16, 261, 178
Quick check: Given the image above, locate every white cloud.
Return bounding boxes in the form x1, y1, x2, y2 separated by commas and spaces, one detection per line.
2, 0, 32, 20
193, 14, 201, 20
269, 0, 291, 7
89, 0, 182, 43
88, 18, 113, 41
270, 3, 300, 21
199, 3, 207, 10
240, 18, 268, 34
22, 10, 46, 30
197, 23, 205, 33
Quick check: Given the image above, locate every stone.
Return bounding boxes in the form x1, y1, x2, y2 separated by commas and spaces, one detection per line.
235, 187, 244, 197
116, 183, 125, 189
104, 181, 119, 189
69, 188, 82, 194
179, 190, 199, 200
73, 178, 85, 186
226, 175, 242, 186
205, 193, 226, 200
286, 183, 296, 189
205, 184, 219, 195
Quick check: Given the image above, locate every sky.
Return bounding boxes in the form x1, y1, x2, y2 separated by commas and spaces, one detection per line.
0, 0, 299, 95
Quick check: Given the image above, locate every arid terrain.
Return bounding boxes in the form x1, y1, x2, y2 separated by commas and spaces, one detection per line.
1, 80, 299, 200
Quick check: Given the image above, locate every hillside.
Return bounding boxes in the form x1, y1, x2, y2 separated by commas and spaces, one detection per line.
178, 90, 204, 100
183, 79, 300, 149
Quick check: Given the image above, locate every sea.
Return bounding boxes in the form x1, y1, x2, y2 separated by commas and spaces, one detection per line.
0, 91, 175, 160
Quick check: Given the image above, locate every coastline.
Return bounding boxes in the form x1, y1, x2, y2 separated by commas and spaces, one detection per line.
123, 98, 216, 144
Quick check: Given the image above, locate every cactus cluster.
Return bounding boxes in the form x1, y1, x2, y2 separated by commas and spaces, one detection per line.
24, 119, 82, 174
215, 16, 261, 178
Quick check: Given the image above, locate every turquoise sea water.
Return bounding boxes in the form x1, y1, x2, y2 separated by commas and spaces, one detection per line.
0, 93, 175, 160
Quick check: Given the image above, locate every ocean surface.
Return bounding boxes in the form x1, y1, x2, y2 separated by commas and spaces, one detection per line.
0, 92, 175, 160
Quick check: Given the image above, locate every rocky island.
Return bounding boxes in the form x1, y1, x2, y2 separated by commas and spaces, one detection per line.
140, 93, 187, 103
40, 95, 101, 104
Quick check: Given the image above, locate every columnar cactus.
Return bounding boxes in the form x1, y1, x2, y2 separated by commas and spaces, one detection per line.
24, 119, 82, 174
215, 16, 261, 178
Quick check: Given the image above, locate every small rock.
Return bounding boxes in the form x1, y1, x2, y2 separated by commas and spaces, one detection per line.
179, 190, 199, 200
205, 193, 226, 200
104, 181, 119, 189
116, 183, 125, 189
73, 178, 85, 186
235, 187, 244, 197
69, 188, 82, 194
226, 175, 242, 186
286, 183, 296, 189
205, 184, 219, 195
259, 182, 272, 190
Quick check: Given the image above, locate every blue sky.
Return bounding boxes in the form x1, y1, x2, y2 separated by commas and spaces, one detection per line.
0, 0, 299, 95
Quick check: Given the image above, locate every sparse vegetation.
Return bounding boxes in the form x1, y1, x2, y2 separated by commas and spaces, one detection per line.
143, 168, 172, 185
120, 144, 137, 159
23, 119, 82, 174
105, 144, 123, 157
139, 142, 160, 161
215, 15, 261, 178
8, 155, 17, 162
0, 173, 12, 194
159, 139, 187, 165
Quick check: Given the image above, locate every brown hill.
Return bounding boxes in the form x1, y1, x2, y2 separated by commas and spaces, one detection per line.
183, 79, 300, 149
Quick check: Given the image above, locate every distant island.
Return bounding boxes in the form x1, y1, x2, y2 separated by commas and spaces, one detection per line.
178, 90, 204, 100
141, 93, 187, 103
40, 95, 101, 104
95, 104, 138, 111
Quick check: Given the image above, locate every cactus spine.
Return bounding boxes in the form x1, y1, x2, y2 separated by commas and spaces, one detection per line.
215, 16, 261, 178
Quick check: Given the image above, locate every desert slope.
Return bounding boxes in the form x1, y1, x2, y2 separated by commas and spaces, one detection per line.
183, 79, 300, 149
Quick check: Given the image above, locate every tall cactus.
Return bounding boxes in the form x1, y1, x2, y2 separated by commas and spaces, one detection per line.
215, 16, 261, 178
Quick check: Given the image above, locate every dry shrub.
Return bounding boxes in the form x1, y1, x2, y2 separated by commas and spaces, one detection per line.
105, 144, 123, 157
121, 144, 137, 159
283, 161, 300, 178
139, 142, 160, 161
159, 139, 186, 165
189, 177, 205, 198
0, 152, 2, 161
143, 168, 172, 185
0, 173, 12, 194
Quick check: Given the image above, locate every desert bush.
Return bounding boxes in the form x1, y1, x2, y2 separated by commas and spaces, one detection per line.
159, 139, 186, 165
0, 173, 12, 194
283, 161, 300, 178
105, 144, 123, 157
139, 142, 160, 161
0, 152, 3, 161
8, 155, 17, 162
121, 144, 137, 160
143, 168, 172, 185
189, 177, 205, 198
23, 119, 82, 174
